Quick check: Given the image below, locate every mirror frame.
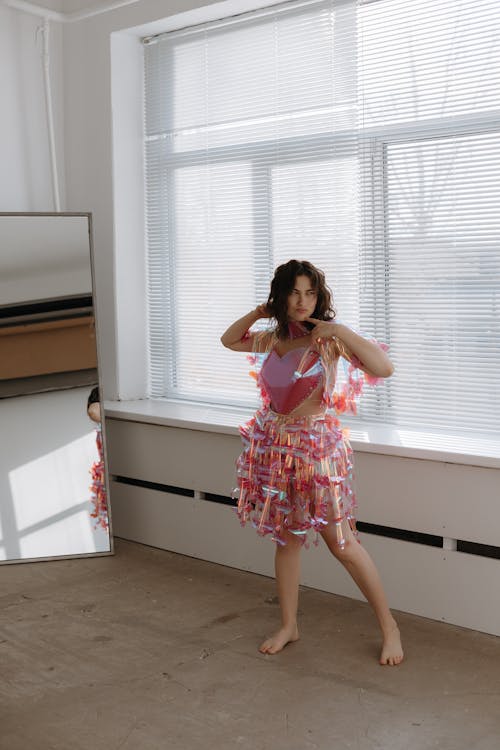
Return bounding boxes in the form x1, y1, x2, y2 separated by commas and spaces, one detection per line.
0, 211, 114, 563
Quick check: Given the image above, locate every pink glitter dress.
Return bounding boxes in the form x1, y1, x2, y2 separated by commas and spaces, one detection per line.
233, 322, 388, 548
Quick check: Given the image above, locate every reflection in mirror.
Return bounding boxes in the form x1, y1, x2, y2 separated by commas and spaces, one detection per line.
0, 213, 112, 563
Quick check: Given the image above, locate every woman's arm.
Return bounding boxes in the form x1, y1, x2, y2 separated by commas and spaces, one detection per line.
220, 304, 271, 352
306, 318, 394, 378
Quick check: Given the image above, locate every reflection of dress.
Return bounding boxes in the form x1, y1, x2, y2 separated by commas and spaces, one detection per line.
232, 322, 388, 549
89, 425, 108, 530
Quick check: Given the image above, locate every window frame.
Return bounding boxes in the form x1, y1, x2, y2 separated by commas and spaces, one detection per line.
362, 119, 500, 430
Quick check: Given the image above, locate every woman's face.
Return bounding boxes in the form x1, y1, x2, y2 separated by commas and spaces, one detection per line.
87, 401, 101, 423
286, 274, 318, 322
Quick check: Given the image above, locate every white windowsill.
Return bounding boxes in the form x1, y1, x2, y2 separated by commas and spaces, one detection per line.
104, 398, 500, 470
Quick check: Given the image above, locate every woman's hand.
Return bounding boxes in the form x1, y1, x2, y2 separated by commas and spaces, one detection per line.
305, 317, 339, 342
221, 304, 272, 351
306, 318, 393, 378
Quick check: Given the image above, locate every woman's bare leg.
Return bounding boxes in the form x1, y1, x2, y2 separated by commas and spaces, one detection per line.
259, 531, 302, 654
320, 522, 404, 666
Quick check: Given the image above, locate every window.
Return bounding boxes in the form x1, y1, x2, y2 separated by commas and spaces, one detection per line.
358, 0, 500, 432
144, 0, 500, 435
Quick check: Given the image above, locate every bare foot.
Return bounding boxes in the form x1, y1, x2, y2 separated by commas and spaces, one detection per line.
259, 624, 299, 655
379, 619, 404, 666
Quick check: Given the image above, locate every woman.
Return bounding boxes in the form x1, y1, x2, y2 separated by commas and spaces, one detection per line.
221, 259, 403, 665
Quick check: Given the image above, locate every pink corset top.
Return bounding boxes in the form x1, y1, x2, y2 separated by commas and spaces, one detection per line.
260, 346, 324, 414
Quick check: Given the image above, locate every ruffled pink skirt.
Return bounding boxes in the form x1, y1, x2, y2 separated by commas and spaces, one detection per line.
233, 408, 358, 548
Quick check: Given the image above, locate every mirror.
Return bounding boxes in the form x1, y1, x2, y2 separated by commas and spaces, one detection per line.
0, 212, 113, 563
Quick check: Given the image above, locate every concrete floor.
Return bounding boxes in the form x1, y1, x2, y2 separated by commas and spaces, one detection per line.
1, 538, 499, 750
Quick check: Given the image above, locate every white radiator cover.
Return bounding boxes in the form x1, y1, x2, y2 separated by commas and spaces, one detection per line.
105, 417, 500, 637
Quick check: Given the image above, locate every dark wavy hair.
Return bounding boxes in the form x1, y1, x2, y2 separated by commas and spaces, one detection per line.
267, 259, 336, 339
87, 386, 99, 409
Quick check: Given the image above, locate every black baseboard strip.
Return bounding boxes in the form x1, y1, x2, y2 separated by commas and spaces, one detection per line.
110, 477, 500, 560
356, 521, 443, 547
112, 475, 195, 497
457, 540, 500, 560
0, 295, 93, 320
204, 492, 237, 507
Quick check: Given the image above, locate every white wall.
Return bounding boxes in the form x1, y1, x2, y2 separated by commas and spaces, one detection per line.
63, 0, 220, 399
0, 213, 92, 303
0, 0, 66, 211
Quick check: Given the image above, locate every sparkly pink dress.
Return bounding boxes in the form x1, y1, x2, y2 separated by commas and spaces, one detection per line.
233, 322, 388, 548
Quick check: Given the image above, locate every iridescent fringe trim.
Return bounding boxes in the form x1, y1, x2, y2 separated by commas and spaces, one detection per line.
89, 427, 109, 531
232, 408, 358, 549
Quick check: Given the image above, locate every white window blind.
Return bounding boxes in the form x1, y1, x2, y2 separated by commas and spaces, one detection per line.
144, 0, 500, 435
144, 0, 362, 411
358, 0, 500, 432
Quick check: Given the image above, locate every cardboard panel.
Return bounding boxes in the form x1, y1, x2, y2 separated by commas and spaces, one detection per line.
0, 316, 97, 378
